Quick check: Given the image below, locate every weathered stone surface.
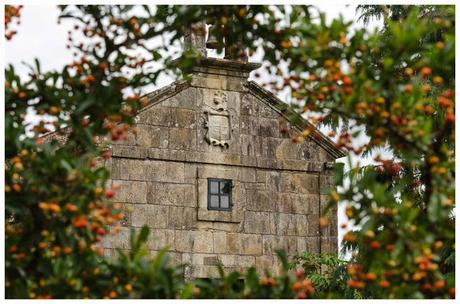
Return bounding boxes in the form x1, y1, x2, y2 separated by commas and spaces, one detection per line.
280, 173, 318, 194
168, 206, 196, 229
112, 180, 147, 204
168, 128, 196, 150
137, 124, 169, 148
244, 211, 275, 234
296, 236, 321, 253
263, 235, 298, 255
146, 160, 185, 183
175, 230, 213, 253
147, 182, 196, 207
245, 190, 276, 212
138, 106, 172, 127
278, 193, 318, 215
131, 204, 169, 228
215, 232, 263, 256
145, 229, 175, 250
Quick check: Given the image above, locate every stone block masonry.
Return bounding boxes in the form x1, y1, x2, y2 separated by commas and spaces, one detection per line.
101, 57, 343, 279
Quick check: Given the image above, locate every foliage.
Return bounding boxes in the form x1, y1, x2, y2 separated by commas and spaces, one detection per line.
5, 4, 455, 299
289, 252, 362, 299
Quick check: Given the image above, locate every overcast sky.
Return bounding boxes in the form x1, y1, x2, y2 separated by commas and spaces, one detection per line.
5, 4, 383, 257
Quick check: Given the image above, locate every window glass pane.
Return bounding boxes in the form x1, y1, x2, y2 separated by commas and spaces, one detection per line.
220, 181, 231, 194
209, 181, 219, 194
220, 196, 230, 209
209, 195, 219, 208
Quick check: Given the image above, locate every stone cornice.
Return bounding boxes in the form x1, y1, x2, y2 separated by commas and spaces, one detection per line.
194, 57, 262, 74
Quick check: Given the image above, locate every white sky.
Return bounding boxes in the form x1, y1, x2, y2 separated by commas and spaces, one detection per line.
5, 4, 383, 257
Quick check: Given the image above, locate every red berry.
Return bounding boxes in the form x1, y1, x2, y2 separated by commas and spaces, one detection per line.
446, 114, 455, 123
105, 189, 115, 198
296, 292, 307, 299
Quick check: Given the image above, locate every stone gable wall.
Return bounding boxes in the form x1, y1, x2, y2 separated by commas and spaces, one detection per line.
102, 74, 338, 278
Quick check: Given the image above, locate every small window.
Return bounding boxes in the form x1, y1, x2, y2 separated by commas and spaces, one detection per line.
207, 178, 232, 211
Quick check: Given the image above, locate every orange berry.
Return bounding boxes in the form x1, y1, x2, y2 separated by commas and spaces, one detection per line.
433, 76, 443, 85
404, 67, 414, 76
343, 86, 353, 95
302, 279, 312, 289
428, 156, 440, 165
18, 91, 27, 99
437, 96, 452, 108
445, 113, 455, 123
38, 242, 48, 249
261, 277, 270, 286
385, 244, 395, 252
63, 247, 72, 254
295, 270, 305, 279
422, 84, 431, 93
319, 217, 328, 227
96, 227, 107, 236
39, 202, 49, 210
292, 282, 303, 291
72, 216, 88, 229
86, 75, 95, 83
434, 280, 445, 290
49, 106, 60, 114
374, 128, 384, 138
65, 203, 78, 213
365, 272, 376, 281
9, 245, 18, 253
420, 67, 432, 77
95, 247, 104, 256
422, 283, 432, 291
94, 187, 103, 196
296, 292, 307, 299
48, 203, 61, 213
124, 284, 133, 292
342, 76, 352, 86
370, 241, 381, 250
404, 84, 413, 93
52, 246, 61, 255
434, 240, 443, 250
364, 230, 375, 238
344, 232, 357, 242
379, 280, 390, 288
108, 291, 117, 298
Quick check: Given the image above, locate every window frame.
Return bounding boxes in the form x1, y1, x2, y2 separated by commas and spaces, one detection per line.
207, 178, 233, 211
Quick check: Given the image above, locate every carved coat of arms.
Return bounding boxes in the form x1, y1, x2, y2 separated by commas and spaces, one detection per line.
203, 91, 233, 148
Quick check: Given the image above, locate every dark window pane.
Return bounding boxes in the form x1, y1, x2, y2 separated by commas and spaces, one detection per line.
220, 196, 229, 209
209, 195, 219, 208
221, 181, 231, 194
209, 181, 219, 194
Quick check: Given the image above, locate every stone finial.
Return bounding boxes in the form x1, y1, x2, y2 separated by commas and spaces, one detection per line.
184, 19, 248, 62
184, 22, 207, 57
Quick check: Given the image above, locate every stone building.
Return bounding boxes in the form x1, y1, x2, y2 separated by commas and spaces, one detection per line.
97, 26, 345, 279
